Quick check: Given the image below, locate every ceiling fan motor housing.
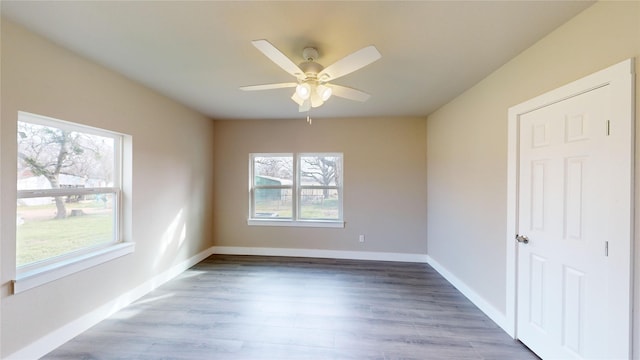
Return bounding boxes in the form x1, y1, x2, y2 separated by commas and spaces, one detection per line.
299, 61, 324, 79
299, 47, 324, 79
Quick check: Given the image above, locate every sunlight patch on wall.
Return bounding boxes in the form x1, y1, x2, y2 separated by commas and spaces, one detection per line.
154, 208, 187, 269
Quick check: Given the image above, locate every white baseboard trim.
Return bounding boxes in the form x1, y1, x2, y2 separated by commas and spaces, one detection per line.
426, 255, 508, 333
212, 246, 429, 263
6, 246, 216, 360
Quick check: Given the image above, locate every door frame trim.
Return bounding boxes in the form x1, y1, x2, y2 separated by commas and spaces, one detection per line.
505, 59, 635, 350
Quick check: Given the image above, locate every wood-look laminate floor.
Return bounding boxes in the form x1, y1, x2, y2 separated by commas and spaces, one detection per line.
44, 255, 539, 360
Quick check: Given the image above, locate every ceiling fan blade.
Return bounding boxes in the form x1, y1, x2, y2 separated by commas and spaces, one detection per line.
318, 46, 381, 81
328, 84, 371, 102
252, 39, 304, 79
240, 82, 297, 91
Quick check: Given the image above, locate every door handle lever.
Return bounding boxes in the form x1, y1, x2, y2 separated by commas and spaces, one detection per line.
516, 234, 529, 244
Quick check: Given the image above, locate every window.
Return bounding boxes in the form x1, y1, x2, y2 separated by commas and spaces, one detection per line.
15, 111, 132, 292
249, 153, 343, 227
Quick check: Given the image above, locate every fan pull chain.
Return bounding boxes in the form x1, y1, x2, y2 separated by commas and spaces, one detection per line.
306, 111, 312, 125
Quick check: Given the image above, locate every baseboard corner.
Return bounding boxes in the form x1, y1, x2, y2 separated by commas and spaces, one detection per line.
425, 255, 509, 333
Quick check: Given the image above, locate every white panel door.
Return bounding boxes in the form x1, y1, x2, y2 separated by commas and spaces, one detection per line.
516, 84, 629, 359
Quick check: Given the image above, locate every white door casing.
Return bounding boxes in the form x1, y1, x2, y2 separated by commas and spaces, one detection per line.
506, 58, 634, 358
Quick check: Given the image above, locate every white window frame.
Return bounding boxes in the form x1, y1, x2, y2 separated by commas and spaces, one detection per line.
13, 111, 134, 294
248, 152, 344, 228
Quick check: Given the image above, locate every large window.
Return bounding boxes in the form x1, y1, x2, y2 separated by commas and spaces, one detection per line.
249, 153, 343, 227
15, 112, 130, 291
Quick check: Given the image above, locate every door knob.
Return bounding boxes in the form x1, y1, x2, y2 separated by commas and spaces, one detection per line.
516, 234, 529, 244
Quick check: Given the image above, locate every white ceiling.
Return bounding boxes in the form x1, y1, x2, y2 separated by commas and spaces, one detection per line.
1, 1, 594, 120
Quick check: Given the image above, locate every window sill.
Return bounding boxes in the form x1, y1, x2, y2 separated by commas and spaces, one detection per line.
247, 219, 345, 228
13, 242, 135, 294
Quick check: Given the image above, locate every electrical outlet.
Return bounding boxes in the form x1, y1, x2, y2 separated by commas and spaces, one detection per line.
359, 235, 365, 243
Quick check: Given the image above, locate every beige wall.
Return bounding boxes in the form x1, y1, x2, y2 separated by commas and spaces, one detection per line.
213, 117, 427, 255
2, 0, 637, 357
0, 20, 215, 357
427, 0, 639, 346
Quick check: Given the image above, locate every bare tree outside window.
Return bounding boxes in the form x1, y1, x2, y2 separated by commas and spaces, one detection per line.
300, 155, 341, 199
18, 121, 114, 219
254, 156, 292, 179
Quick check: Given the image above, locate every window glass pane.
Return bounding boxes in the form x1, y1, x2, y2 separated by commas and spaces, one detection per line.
250, 153, 342, 223
17, 121, 115, 190
16, 193, 115, 267
253, 155, 293, 181
299, 188, 340, 220
300, 155, 341, 186
254, 188, 292, 218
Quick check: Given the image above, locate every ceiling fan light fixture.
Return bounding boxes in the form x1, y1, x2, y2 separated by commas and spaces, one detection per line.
316, 85, 332, 101
296, 98, 311, 113
296, 83, 311, 100
291, 92, 304, 106
310, 90, 325, 108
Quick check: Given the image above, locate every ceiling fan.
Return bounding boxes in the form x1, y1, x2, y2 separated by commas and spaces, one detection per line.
240, 39, 382, 112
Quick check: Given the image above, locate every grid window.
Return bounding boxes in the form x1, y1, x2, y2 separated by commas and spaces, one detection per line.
16, 112, 123, 269
249, 153, 343, 226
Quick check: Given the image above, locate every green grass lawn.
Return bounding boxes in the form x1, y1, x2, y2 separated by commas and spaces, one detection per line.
255, 198, 339, 219
17, 213, 113, 267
